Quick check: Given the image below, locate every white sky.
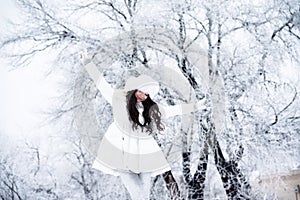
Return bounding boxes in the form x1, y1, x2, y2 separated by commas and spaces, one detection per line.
0, 55, 61, 151
0, 0, 63, 151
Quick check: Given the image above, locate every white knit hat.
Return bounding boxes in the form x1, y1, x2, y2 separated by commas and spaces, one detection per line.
124, 75, 160, 98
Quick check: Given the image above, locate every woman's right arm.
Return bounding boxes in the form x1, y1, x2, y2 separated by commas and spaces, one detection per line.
158, 98, 206, 119
80, 51, 114, 105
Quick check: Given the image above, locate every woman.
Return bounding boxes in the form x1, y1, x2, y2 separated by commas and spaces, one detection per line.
79, 51, 206, 200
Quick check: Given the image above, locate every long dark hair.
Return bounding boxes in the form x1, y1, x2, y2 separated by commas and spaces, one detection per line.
126, 89, 165, 134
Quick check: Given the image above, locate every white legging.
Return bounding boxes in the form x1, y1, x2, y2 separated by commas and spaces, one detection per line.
119, 172, 152, 200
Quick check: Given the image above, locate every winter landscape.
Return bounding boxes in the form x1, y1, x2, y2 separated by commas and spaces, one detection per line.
0, 0, 300, 199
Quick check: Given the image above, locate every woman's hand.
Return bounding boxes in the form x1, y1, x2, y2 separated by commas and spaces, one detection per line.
79, 49, 91, 65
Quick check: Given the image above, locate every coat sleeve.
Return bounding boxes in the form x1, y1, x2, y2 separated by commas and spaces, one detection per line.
84, 60, 114, 104
158, 98, 206, 119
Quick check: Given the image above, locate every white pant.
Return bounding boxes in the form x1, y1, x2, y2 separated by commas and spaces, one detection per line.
119, 172, 152, 200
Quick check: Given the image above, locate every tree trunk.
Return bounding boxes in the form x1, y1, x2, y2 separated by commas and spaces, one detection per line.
213, 139, 251, 199
183, 146, 208, 200
161, 170, 183, 200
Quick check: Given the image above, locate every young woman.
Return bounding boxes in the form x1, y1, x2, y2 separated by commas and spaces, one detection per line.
79, 51, 206, 200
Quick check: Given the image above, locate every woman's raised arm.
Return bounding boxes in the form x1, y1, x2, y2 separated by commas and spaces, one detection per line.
79, 51, 114, 105
158, 98, 206, 119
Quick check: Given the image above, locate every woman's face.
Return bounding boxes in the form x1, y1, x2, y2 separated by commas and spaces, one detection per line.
135, 90, 148, 102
